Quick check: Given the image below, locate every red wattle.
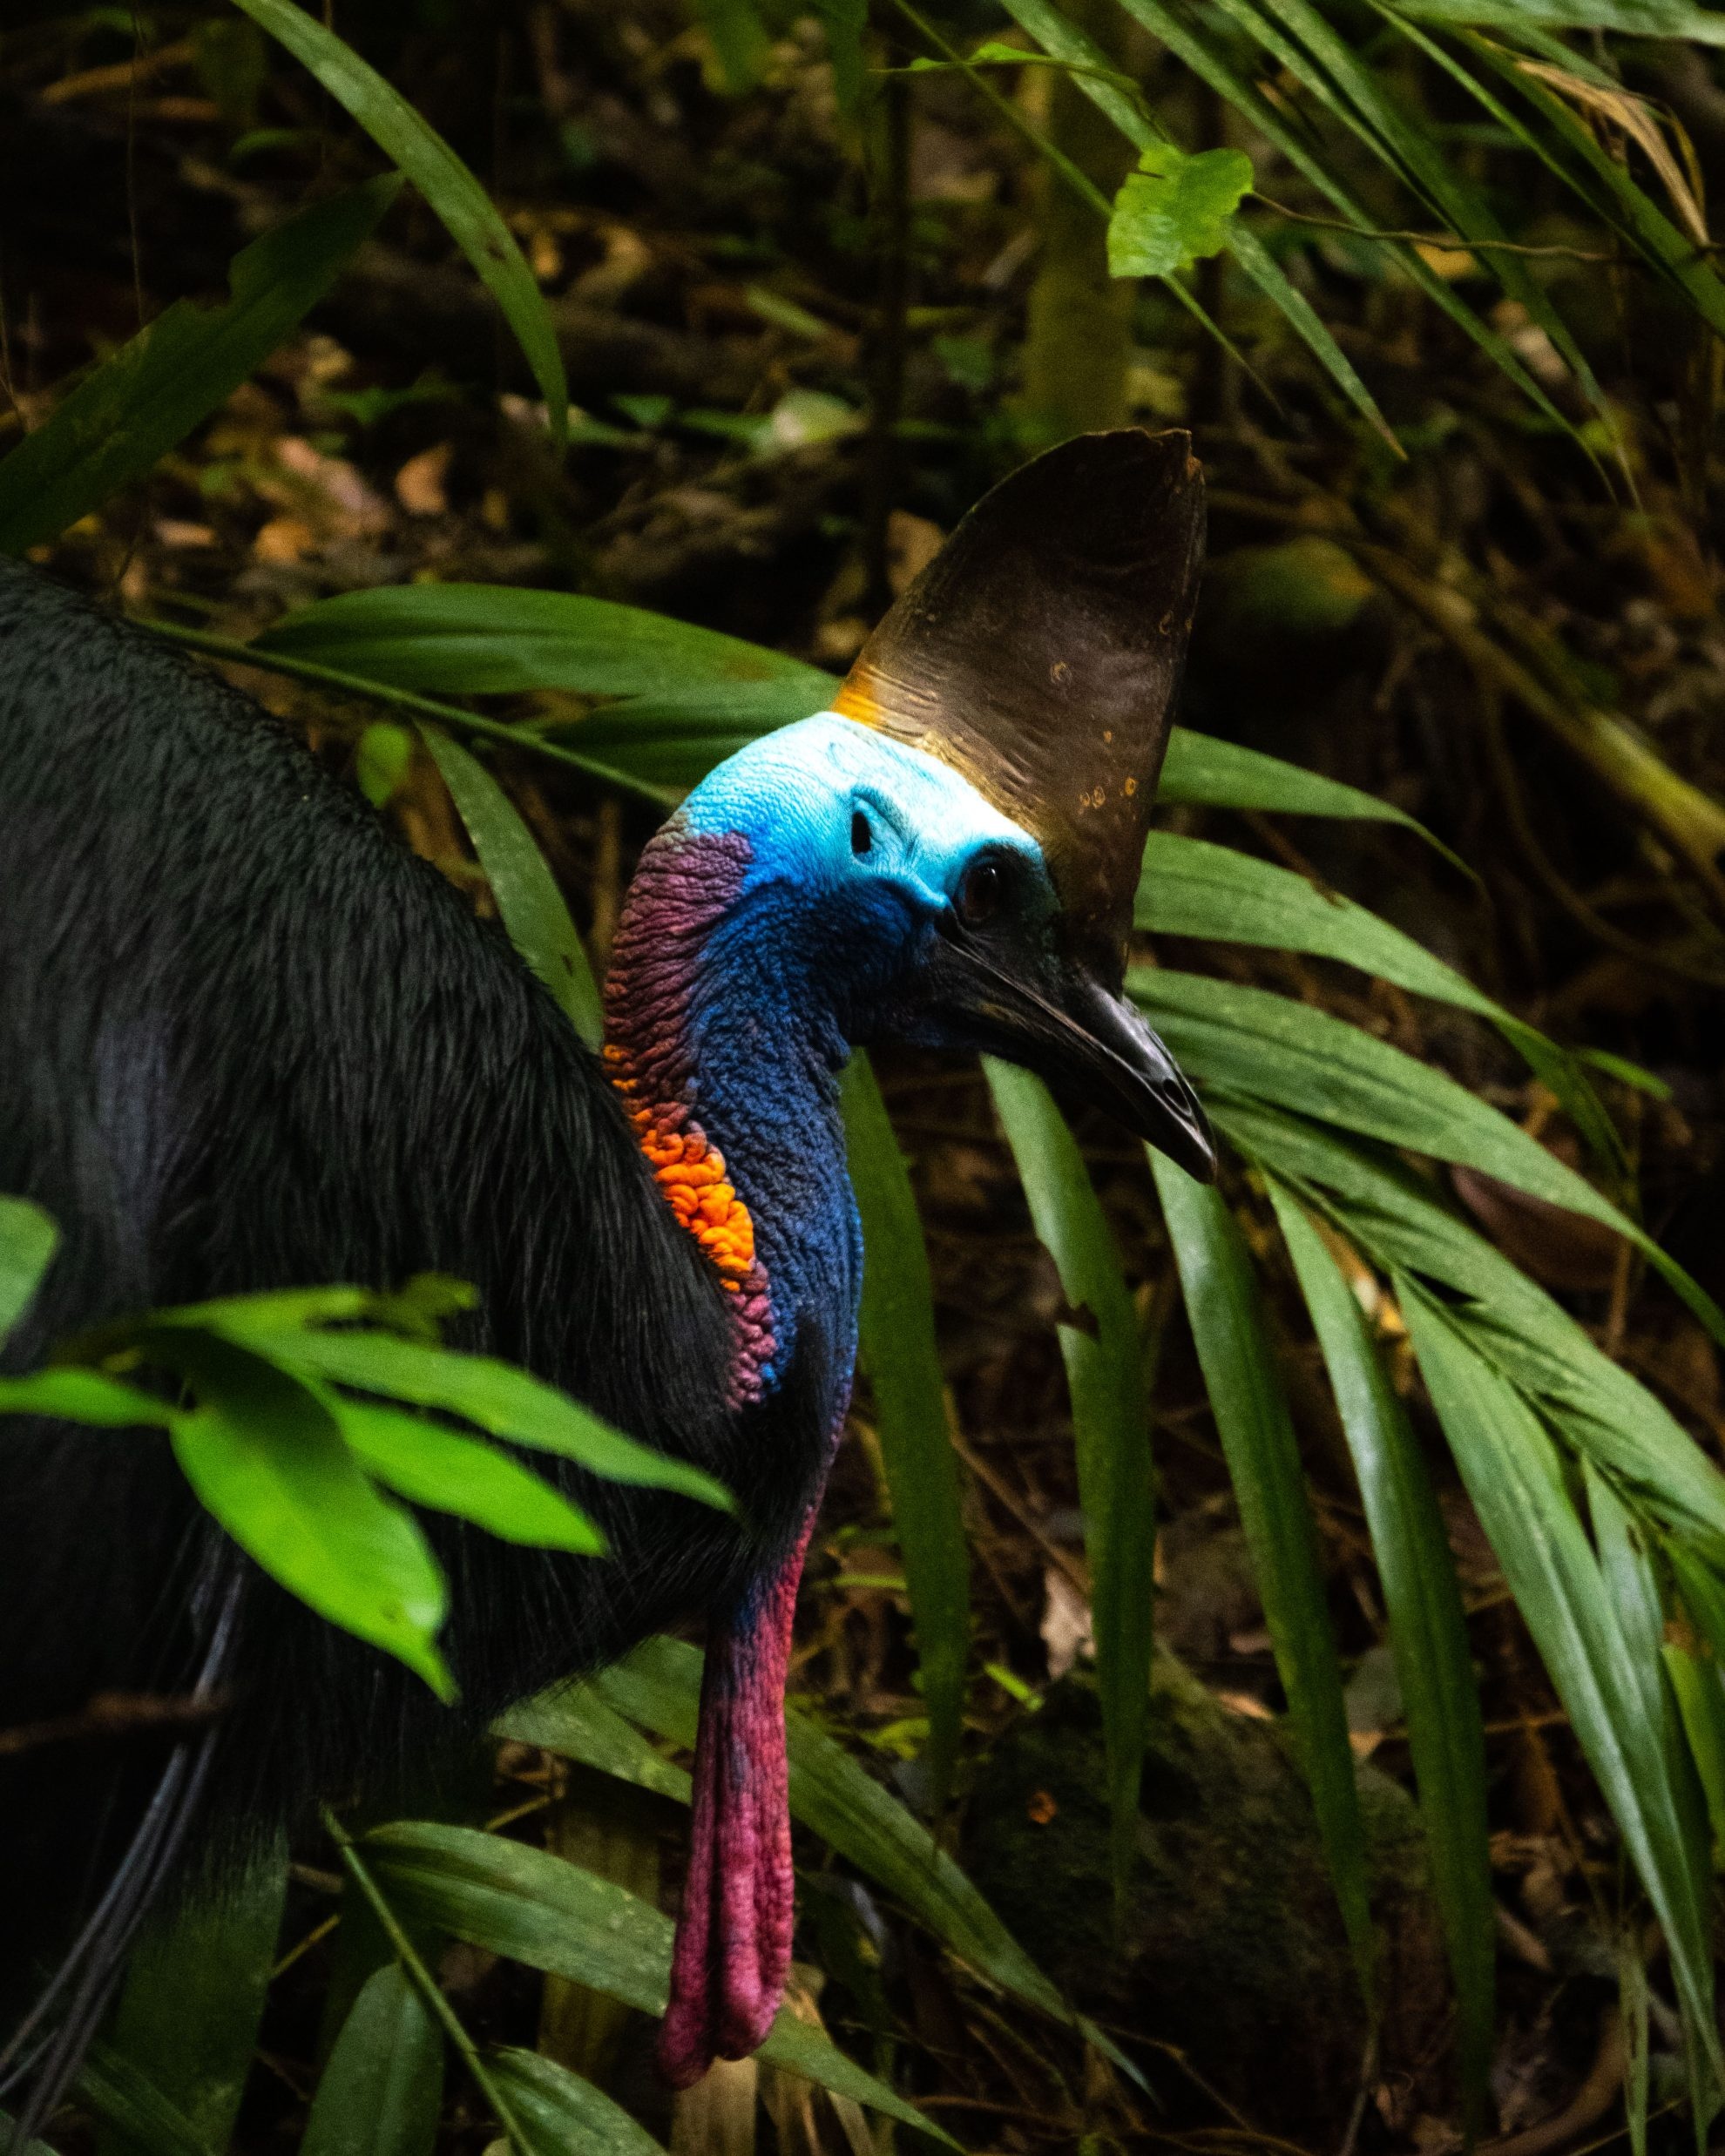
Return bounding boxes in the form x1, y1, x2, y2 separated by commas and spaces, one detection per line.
657, 1519, 812, 2087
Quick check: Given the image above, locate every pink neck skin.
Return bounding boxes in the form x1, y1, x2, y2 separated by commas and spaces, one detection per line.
656, 1518, 815, 2086
602, 819, 834, 2086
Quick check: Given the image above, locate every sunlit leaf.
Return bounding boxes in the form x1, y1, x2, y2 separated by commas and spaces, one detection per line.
421, 728, 603, 1050
229, 0, 569, 448
0, 180, 397, 556
840, 1053, 970, 1806
164, 1338, 451, 1698
1108, 141, 1255, 276
0, 1195, 58, 1346
326, 1394, 605, 1556
204, 1322, 732, 1512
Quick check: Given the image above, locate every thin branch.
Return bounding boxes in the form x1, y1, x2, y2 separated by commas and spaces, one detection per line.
321, 1806, 531, 2156
1252, 192, 1621, 261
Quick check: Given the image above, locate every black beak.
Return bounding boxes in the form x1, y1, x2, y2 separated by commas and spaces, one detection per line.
915, 927, 1216, 1182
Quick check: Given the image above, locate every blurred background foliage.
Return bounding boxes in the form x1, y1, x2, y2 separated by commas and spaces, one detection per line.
7, 0, 1725, 2150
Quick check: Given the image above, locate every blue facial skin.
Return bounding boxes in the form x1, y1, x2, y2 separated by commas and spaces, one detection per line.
671, 713, 1057, 1414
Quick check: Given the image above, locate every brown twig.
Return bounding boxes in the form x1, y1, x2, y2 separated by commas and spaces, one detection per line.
0, 1688, 228, 1759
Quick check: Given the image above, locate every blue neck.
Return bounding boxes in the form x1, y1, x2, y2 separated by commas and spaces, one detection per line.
687, 891, 862, 1418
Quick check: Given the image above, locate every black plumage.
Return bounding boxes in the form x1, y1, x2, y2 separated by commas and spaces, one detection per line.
0, 557, 823, 2090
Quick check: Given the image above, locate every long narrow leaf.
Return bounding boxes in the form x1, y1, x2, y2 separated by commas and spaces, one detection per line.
420, 727, 602, 1048
0, 180, 397, 555
483, 2049, 665, 2156
361, 1823, 957, 2145
1152, 1155, 1375, 1994
1401, 1288, 1722, 2081
229, 0, 568, 448
985, 1062, 1155, 1911
840, 1052, 970, 1806
1270, 1188, 1492, 2110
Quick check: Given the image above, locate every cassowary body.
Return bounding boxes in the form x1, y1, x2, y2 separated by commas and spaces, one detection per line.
0, 429, 1210, 2105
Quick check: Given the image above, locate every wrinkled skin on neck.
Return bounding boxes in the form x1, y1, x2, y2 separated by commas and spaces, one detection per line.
602, 812, 876, 2084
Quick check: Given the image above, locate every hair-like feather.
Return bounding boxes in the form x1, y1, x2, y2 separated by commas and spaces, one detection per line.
0, 557, 828, 2099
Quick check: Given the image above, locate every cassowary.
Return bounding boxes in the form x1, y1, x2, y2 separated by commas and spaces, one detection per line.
0, 429, 1211, 2109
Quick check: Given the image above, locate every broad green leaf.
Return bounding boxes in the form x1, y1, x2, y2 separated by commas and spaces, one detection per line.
206, 1322, 732, 1512
0, 1195, 58, 1345
1270, 1190, 1491, 2108
326, 1395, 605, 1556
421, 728, 602, 1050
0, 1368, 175, 1426
1402, 1289, 1722, 2076
101, 1841, 288, 2156
1153, 1157, 1375, 1995
0, 180, 397, 556
165, 1340, 451, 1697
1133, 968, 1725, 1344
497, 1684, 694, 1805
985, 1063, 1154, 1910
361, 1823, 956, 2144
483, 2049, 665, 2156
229, 0, 568, 449
1212, 1097, 1725, 1543
1108, 142, 1255, 276
77, 2049, 210, 2156
840, 1053, 970, 1805
1136, 834, 1617, 1165
254, 584, 835, 733
593, 1635, 1072, 2024
302, 1964, 444, 2156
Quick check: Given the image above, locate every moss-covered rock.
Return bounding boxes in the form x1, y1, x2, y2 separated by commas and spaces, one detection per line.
964, 1659, 1450, 2138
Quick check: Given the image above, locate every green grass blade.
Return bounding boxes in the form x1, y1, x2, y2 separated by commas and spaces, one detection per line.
497, 1685, 694, 1805
229, 0, 568, 449
420, 727, 602, 1049
361, 1823, 957, 2145
1398, 0, 1725, 30
1137, 833, 1617, 1165
1212, 1097, 1725, 1544
1132, 968, 1725, 1345
1152, 1154, 1375, 1997
0, 179, 396, 555
76, 2051, 210, 2156
302, 1964, 444, 2156
0, 1195, 58, 1345
1155, 733, 1460, 866
1270, 1187, 1492, 2115
984, 1061, 1156, 1914
840, 1052, 971, 1807
1401, 1287, 1722, 2085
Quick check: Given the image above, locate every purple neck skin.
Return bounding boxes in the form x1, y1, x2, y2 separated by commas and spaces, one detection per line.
601, 818, 845, 2087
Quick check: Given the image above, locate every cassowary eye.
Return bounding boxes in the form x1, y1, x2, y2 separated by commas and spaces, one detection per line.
957, 855, 1005, 928
850, 809, 874, 857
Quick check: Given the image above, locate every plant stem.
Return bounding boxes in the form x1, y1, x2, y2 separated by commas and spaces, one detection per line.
320, 1806, 532, 2156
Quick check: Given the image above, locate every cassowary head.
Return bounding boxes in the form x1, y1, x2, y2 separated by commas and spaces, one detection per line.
633, 427, 1214, 1183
